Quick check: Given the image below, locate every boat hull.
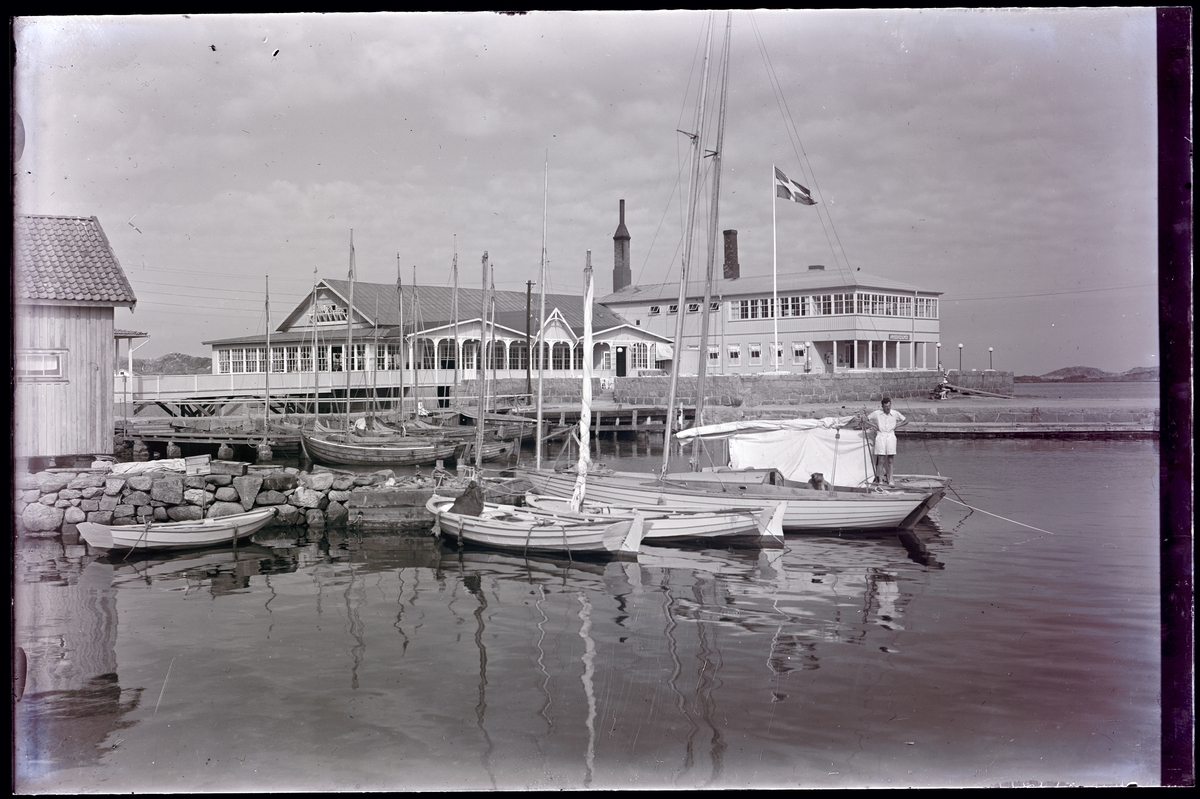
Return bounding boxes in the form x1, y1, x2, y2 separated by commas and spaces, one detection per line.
522, 493, 784, 546
522, 469, 940, 532
302, 432, 462, 466
78, 507, 278, 552
426, 495, 644, 556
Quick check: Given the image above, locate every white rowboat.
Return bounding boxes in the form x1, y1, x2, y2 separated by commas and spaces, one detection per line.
78, 507, 278, 552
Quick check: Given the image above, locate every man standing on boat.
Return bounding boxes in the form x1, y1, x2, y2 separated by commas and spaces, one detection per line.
867, 397, 908, 487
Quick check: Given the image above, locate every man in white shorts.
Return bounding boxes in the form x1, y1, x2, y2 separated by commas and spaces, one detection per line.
867, 397, 907, 486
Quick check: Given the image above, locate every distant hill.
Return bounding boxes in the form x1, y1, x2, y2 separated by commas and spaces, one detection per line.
134, 353, 212, 375
1014, 366, 1159, 383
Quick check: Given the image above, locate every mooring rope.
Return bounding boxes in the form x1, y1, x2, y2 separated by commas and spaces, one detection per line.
941, 496, 1057, 536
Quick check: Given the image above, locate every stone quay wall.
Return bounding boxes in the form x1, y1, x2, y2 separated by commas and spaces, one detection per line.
14, 464, 401, 537
475, 371, 1014, 408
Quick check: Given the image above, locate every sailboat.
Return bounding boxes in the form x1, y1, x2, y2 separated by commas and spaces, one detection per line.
300, 234, 466, 467
519, 13, 947, 534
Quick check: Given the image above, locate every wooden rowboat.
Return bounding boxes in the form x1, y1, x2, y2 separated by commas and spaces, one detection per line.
522, 492, 785, 547
77, 507, 278, 552
426, 492, 645, 557
301, 431, 463, 467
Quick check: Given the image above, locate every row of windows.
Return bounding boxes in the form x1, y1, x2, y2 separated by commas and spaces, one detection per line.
216, 341, 659, 375
640, 292, 938, 320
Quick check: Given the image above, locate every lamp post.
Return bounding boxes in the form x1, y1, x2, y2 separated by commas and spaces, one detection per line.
958, 343, 963, 373
936, 342, 941, 371
989, 347, 994, 371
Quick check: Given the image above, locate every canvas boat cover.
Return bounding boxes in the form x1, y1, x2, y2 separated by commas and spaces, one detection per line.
675, 416, 877, 487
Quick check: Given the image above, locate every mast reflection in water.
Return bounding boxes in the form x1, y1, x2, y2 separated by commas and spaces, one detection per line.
14, 439, 1161, 790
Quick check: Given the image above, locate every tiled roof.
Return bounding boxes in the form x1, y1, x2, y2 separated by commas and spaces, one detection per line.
14, 215, 137, 306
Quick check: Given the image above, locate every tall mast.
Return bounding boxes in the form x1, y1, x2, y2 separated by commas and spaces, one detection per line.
452, 239, 459, 408
264, 275, 271, 430
535, 153, 549, 470
412, 264, 420, 416
397, 254, 405, 419
569, 251, 594, 512
310, 268, 319, 417
475, 251, 489, 472
691, 11, 731, 470
345, 230, 355, 433
661, 13, 714, 477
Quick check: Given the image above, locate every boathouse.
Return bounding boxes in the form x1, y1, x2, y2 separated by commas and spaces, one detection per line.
194, 279, 672, 414
14, 215, 138, 463
602, 214, 943, 376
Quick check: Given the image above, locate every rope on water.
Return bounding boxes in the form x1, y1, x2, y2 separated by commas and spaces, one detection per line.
942, 496, 1057, 535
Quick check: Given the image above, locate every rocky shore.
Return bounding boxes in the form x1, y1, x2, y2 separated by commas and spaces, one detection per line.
13, 461, 468, 539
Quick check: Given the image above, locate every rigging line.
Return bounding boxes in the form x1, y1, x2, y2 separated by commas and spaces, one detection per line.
940, 496, 1057, 536
748, 12, 855, 283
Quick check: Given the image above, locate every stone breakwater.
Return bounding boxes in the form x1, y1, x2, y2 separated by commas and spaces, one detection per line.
13, 464, 453, 538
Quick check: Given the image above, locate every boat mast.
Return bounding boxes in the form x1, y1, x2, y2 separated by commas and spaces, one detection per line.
398, 256, 407, 416
661, 13, 714, 477
475, 251, 489, 472
310, 268, 319, 417
264, 275, 271, 432
412, 264, 421, 416
691, 11, 732, 470
345, 230, 355, 433
452, 239, 459, 409
535, 154, 549, 470
569, 251, 594, 512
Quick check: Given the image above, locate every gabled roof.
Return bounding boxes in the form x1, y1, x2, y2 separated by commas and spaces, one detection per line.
598, 268, 939, 305
290, 279, 629, 334
14, 215, 137, 307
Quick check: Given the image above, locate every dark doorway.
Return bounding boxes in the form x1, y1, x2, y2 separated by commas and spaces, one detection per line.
615, 346, 627, 377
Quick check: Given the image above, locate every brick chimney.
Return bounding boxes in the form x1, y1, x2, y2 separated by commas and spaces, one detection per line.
613, 199, 631, 292
723, 229, 740, 280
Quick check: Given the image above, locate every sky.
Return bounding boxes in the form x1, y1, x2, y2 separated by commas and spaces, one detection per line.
12, 9, 1160, 376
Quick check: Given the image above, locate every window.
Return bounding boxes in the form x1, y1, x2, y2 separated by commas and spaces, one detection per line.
231, 348, 245, 374
629, 343, 650, 370
348, 344, 366, 371
285, 346, 299, 372
486, 340, 506, 370
551, 342, 571, 370
649, 305, 661, 316
749, 343, 762, 366
416, 339, 436, 370
438, 340, 457, 369
709, 301, 721, 312
687, 302, 701, 314
601, 349, 612, 371
707, 345, 720, 364
330, 345, 343, 372
314, 302, 347, 324
667, 304, 679, 315
317, 346, 329, 372
509, 342, 529, 371
573, 344, 584, 371
792, 342, 806, 363
218, 350, 231, 374
16, 350, 66, 381
272, 347, 286, 373
299, 346, 313, 372
726, 345, 740, 364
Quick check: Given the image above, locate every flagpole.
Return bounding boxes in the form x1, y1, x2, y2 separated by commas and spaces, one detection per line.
772, 165, 779, 371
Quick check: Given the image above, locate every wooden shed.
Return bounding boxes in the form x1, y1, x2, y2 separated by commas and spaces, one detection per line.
13, 215, 137, 464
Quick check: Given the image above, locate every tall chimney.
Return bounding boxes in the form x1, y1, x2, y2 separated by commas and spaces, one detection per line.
613, 199, 631, 292
723, 229, 740, 280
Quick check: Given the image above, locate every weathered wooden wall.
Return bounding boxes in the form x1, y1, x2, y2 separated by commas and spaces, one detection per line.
14, 304, 115, 459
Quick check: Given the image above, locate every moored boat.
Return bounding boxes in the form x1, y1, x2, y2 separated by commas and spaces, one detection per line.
426, 484, 645, 557
301, 430, 463, 467
77, 507, 278, 552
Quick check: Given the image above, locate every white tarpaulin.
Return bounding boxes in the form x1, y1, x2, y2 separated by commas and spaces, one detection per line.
676, 416, 877, 486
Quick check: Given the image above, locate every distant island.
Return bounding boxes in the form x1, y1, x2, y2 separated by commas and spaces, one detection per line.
134, 353, 213, 375
1014, 366, 1159, 383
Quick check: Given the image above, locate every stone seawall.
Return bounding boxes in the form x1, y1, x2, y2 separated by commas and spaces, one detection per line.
471, 371, 1013, 408
13, 463, 445, 538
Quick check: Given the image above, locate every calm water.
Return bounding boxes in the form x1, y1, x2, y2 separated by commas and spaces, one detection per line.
14, 438, 1161, 791
1009, 381, 1159, 400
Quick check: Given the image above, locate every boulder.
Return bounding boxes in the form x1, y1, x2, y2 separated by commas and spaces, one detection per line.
14, 473, 40, 491
204, 474, 233, 487
167, 505, 204, 521
255, 490, 288, 506
184, 488, 210, 506
151, 476, 185, 505
305, 508, 326, 528
112, 504, 136, 519
67, 473, 106, 490
327, 489, 354, 504
261, 472, 298, 492
153, 507, 169, 521
232, 475, 264, 511
184, 475, 208, 490
35, 472, 73, 493
325, 500, 349, 526
206, 501, 247, 519
289, 486, 326, 509
22, 503, 64, 532
58, 488, 83, 501
123, 491, 152, 507
86, 511, 115, 525
331, 476, 356, 491
99, 495, 121, 511
63, 506, 87, 525
104, 478, 126, 496
22, 489, 40, 503
79, 499, 100, 512
300, 472, 335, 492
273, 504, 302, 526
39, 493, 59, 506
126, 474, 154, 492
80, 486, 103, 500
214, 487, 240, 503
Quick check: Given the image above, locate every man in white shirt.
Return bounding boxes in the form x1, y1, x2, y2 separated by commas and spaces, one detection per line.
867, 397, 908, 487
